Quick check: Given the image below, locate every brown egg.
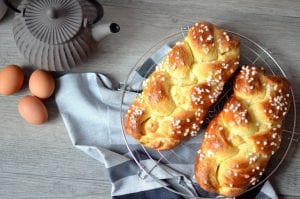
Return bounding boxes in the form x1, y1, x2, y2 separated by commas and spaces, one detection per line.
18, 95, 48, 125
0, 64, 24, 95
29, 69, 55, 99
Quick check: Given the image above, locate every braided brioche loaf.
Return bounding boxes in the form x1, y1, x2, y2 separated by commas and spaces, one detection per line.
194, 65, 291, 197
124, 21, 240, 150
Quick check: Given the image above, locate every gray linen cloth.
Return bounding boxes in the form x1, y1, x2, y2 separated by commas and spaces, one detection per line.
54, 45, 278, 199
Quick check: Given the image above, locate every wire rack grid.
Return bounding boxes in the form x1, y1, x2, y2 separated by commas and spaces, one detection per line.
120, 27, 298, 199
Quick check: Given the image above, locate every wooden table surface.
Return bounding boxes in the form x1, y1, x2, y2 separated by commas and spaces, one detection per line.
0, 0, 299, 198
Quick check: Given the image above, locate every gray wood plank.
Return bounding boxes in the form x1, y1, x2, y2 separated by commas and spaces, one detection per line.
0, 173, 111, 199
0, 0, 299, 198
279, 196, 300, 199
270, 142, 300, 196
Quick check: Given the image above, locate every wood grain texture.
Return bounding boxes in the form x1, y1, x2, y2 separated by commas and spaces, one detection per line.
0, 0, 299, 198
280, 196, 300, 199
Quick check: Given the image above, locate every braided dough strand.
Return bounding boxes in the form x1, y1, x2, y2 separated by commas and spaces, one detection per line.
194, 65, 291, 197
124, 21, 240, 150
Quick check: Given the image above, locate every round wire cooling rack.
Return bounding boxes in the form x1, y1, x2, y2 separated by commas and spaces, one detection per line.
120, 27, 298, 198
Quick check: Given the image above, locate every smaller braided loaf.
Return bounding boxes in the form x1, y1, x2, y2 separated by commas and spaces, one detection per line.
194, 65, 291, 197
124, 21, 240, 150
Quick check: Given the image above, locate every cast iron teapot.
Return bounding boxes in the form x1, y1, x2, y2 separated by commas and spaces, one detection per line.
4, 0, 120, 71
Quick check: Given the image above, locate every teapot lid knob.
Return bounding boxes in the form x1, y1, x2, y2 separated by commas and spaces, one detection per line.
22, 0, 83, 44
47, 7, 59, 19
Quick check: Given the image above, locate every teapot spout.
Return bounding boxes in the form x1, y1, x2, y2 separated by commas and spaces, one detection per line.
92, 23, 120, 42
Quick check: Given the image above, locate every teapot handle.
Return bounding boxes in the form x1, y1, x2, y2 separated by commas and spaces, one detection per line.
87, 0, 104, 25
3, 0, 21, 13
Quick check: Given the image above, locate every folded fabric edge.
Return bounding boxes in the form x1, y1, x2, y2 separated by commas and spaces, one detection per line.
112, 186, 184, 199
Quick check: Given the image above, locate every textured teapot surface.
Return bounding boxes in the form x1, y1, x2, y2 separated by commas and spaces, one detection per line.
13, 0, 103, 71
0, 0, 8, 20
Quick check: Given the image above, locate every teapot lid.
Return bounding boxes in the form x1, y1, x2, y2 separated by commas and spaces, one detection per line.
24, 0, 83, 44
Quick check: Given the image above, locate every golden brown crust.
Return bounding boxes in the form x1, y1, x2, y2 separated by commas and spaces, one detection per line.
124, 21, 240, 150
195, 65, 291, 197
